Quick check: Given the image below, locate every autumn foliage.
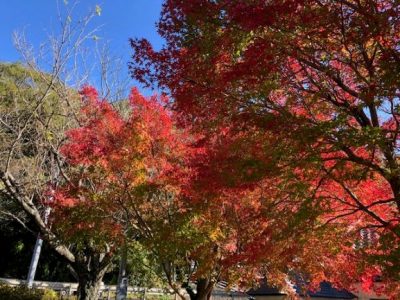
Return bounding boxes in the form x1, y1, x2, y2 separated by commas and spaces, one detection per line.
50, 86, 192, 250
47, 86, 335, 299
130, 0, 400, 297
31, 0, 400, 298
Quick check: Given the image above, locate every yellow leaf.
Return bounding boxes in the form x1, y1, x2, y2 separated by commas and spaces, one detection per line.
95, 5, 102, 16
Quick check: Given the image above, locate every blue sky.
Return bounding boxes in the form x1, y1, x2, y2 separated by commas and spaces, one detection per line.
0, 0, 164, 95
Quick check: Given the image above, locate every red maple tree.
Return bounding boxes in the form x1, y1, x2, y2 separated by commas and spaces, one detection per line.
130, 0, 400, 297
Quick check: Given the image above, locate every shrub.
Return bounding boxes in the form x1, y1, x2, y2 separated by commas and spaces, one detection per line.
0, 284, 58, 300
0, 284, 43, 300
41, 288, 58, 300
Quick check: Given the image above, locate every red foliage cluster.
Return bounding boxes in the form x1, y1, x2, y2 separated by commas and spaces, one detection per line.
50, 86, 198, 250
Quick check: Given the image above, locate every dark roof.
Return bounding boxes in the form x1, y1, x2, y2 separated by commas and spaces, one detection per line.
298, 282, 356, 299
247, 280, 356, 299
247, 288, 284, 296
247, 281, 284, 296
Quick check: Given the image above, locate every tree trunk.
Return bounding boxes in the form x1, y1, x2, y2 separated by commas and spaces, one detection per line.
27, 234, 44, 288
73, 250, 113, 300
186, 278, 215, 300
77, 271, 104, 300
116, 242, 128, 300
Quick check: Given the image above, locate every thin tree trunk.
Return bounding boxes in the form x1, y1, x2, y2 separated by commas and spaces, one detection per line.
27, 207, 51, 287
27, 234, 43, 288
116, 242, 128, 300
